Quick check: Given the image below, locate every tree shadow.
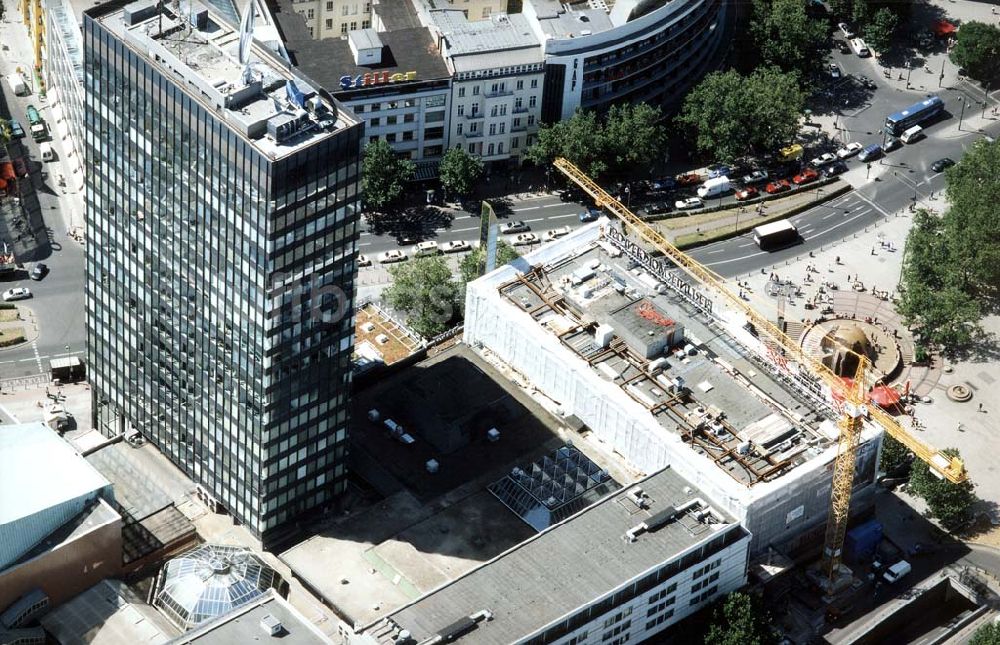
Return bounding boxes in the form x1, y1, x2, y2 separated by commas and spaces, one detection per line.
366, 205, 456, 241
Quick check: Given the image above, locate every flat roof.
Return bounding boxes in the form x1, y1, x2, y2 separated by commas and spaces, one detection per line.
372, 0, 422, 31
365, 466, 745, 645
91, 0, 357, 160
0, 422, 110, 525
11, 497, 120, 566
171, 590, 332, 644
40, 579, 178, 645
432, 11, 542, 62
528, 0, 615, 39
489, 226, 835, 487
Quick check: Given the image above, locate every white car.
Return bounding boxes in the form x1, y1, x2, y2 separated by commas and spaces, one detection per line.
357, 254, 372, 267
414, 241, 441, 257
441, 240, 471, 253
511, 233, 538, 246
2, 287, 30, 302
838, 22, 854, 38
543, 226, 572, 241
378, 249, 407, 263
811, 152, 837, 167
500, 220, 530, 234
836, 142, 863, 159
675, 197, 703, 210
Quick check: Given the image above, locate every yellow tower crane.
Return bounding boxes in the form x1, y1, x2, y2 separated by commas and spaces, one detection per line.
552, 157, 967, 582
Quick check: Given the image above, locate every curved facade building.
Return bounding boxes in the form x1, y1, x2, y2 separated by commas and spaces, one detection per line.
523, 0, 728, 123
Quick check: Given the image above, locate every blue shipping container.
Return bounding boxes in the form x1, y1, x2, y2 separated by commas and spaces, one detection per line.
845, 519, 883, 560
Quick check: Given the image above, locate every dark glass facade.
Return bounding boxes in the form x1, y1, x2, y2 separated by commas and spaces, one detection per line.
83, 3, 363, 548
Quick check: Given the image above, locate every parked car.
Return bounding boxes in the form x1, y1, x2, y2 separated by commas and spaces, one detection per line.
765, 179, 792, 194
676, 172, 702, 186
930, 157, 955, 173
442, 240, 471, 253
377, 249, 407, 263
396, 233, 419, 246
579, 208, 601, 223
883, 137, 902, 152
644, 201, 672, 215
357, 254, 372, 267
836, 142, 863, 158
856, 75, 877, 90
810, 153, 837, 167
414, 241, 441, 257
30, 263, 48, 281
735, 187, 759, 201
511, 233, 538, 246
823, 161, 848, 177
500, 220, 530, 234
741, 169, 769, 185
675, 197, 704, 210
647, 177, 677, 192
9, 119, 25, 139
543, 226, 572, 241
2, 287, 31, 301
793, 167, 820, 185
837, 40, 851, 54
858, 144, 882, 162
838, 22, 855, 38
829, 63, 841, 79
707, 164, 732, 179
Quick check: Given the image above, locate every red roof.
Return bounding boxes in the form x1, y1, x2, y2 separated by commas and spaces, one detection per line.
933, 19, 957, 37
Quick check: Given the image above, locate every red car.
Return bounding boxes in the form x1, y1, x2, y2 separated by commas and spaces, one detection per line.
765, 179, 791, 194
676, 172, 703, 187
792, 167, 819, 185
735, 186, 759, 201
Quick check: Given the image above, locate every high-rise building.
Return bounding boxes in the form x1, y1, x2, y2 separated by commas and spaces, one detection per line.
83, 0, 363, 548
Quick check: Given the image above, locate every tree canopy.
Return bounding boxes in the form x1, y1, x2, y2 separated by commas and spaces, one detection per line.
362, 139, 415, 213
909, 448, 976, 532
382, 256, 461, 338
950, 22, 1000, 83
863, 7, 899, 56
524, 103, 666, 179
879, 434, 912, 477
970, 622, 1000, 645
705, 591, 779, 645
750, 0, 828, 76
459, 240, 520, 286
676, 66, 805, 162
438, 146, 484, 199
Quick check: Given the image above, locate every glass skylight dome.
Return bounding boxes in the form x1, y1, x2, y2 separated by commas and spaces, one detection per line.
152, 544, 280, 630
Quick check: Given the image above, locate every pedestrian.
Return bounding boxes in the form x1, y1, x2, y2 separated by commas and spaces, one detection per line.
870, 247, 875, 256
979, 402, 984, 412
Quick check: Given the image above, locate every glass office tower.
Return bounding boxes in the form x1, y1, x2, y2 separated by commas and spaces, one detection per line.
83, 0, 363, 548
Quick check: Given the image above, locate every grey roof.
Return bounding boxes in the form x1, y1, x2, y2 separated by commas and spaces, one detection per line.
0, 422, 110, 525
371, 0, 421, 30
528, 0, 615, 39
369, 467, 743, 645
433, 11, 541, 57
40, 579, 178, 645
170, 590, 332, 644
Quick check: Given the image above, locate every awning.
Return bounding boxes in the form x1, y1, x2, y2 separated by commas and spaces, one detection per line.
870, 384, 902, 408
932, 19, 957, 38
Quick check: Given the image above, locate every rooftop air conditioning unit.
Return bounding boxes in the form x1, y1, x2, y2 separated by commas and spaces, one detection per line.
260, 614, 282, 636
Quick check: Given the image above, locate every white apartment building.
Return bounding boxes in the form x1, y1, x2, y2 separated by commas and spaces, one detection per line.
429, 11, 544, 170
289, 0, 371, 39
435, 0, 507, 20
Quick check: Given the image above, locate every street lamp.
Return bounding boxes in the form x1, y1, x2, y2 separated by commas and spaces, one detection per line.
958, 97, 966, 131
939, 58, 946, 88
906, 61, 912, 89
983, 79, 992, 119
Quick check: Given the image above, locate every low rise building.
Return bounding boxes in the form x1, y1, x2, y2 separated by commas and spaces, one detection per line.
359, 465, 751, 644
463, 222, 881, 556
171, 589, 333, 644
287, 0, 371, 39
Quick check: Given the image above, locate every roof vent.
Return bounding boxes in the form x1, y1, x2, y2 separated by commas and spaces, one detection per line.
260, 613, 283, 636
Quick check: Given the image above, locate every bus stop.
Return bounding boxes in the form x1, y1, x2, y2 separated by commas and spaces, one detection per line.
50, 356, 85, 383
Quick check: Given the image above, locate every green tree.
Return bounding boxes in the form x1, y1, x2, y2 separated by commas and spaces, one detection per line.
438, 146, 484, 199
705, 591, 779, 645
382, 256, 461, 338
750, 0, 828, 76
459, 240, 520, 285
525, 109, 608, 178
950, 22, 1000, 82
909, 448, 976, 532
851, 0, 870, 31
897, 210, 982, 347
970, 622, 1000, 645
879, 434, 912, 476
942, 139, 1000, 293
362, 139, 415, 213
602, 102, 667, 173
863, 8, 898, 56
676, 67, 804, 162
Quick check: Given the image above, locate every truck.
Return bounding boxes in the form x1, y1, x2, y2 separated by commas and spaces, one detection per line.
6, 74, 28, 97
882, 560, 911, 583
696, 176, 732, 198
752, 220, 799, 250
25, 105, 47, 141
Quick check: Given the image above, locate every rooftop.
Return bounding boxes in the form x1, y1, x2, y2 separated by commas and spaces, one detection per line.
430, 11, 543, 71
40, 579, 178, 645
91, 0, 358, 160
0, 422, 110, 526
365, 466, 746, 645
478, 223, 837, 488
527, 0, 615, 39
171, 590, 332, 644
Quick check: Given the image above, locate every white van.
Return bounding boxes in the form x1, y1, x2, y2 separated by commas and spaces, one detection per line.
850, 38, 870, 57
6, 74, 28, 97
696, 176, 732, 199
900, 125, 924, 144
39, 142, 55, 162
883, 560, 911, 584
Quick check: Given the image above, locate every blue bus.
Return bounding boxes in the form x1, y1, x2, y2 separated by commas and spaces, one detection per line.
884, 96, 944, 136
